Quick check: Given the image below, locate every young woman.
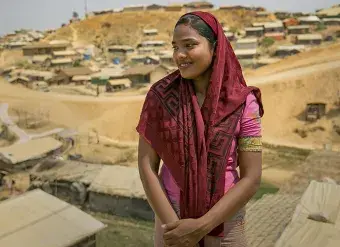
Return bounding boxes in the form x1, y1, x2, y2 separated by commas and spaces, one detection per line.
137, 11, 264, 247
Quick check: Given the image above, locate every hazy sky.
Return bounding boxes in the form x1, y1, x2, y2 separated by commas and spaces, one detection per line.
0, 0, 338, 35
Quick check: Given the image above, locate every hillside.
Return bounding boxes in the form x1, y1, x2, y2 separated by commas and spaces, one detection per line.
45, 9, 269, 47
1, 51, 339, 149
258, 67, 340, 149
245, 42, 340, 77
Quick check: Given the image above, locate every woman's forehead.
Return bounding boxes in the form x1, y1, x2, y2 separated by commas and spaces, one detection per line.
173, 24, 201, 41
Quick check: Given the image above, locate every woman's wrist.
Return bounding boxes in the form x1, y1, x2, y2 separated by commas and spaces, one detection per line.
197, 214, 216, 236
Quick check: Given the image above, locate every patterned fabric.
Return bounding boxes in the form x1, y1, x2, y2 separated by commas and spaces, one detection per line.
238, 137, 262, 152
136, 11, 264, 240
160, 92, 262, 207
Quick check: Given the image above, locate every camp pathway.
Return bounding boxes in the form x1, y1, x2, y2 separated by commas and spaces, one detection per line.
0, 103, 64, 144
247, 60, 340, 85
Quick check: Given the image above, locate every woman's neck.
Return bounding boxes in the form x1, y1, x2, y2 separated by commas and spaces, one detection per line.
193, 68, 212, 96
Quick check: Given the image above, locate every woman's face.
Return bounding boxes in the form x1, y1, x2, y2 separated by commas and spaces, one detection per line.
172, 24, 214, 80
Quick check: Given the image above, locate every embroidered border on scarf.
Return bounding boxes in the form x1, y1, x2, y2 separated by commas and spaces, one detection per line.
238, 136, 262, 152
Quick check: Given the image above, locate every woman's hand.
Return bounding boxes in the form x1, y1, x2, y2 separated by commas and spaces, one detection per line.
162, 218, 207, 247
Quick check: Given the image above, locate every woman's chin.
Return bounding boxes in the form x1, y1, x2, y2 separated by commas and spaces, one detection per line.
179, 71, 197, 80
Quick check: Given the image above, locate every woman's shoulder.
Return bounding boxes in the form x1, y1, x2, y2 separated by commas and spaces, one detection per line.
245, 92, 258, 105
150, 70, 181, 95
242, 92, 260, 116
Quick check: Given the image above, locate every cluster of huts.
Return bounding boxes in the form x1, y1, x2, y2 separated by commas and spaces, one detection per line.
1, 3, 339, 91
232, 9, 340, 67
1, 141, 340, 246
89, 1, 263, 15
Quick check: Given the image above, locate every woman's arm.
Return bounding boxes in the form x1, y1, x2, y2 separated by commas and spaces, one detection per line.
198, 151, 262, 234
138, 135, 179, 224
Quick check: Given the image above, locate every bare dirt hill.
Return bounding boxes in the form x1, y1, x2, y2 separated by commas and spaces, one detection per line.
45, 9, 264, 47
258, 67, 340, 149
245, 42, 340, 77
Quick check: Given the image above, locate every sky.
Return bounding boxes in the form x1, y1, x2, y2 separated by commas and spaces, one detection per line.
0, 0, 338, 36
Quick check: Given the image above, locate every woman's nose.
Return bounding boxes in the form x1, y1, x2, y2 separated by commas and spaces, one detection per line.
175, 49, 187, 59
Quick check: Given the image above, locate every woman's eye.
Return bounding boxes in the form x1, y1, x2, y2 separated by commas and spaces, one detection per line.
186, 44, 194, 48
172, 46, 178, 51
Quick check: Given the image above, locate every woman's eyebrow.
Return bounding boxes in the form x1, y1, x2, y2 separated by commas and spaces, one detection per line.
172, 38, 198, 44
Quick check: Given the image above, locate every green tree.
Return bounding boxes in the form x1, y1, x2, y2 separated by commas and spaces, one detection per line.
261, 37, 275, 48
316, 22, 326, 31
72, 11, 79, 19
73, 60, 81, 67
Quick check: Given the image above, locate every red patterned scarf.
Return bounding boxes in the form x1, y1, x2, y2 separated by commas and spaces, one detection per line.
137, 11, 264, 238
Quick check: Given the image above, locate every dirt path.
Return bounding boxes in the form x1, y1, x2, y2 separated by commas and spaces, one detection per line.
0, 103, 30, 143
43, 60, 340, 103
70, 25, 78, 44
0, 103, 64, 144
247, 60, 340, 85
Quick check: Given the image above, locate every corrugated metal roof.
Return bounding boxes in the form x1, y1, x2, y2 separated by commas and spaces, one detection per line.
264, 22, 284, 28
167, 3, 184, 7
49, 40, 70, 45
8, 76, 30, 83
10, 69, 54, 80
60, 67, 93, 77
264, 32, 285, 38
131, 55, 147, 60
108, 78, 132, 86
0, 137, 62, 165
160, 53, 173, 59
51, 58, 73, 64
287, 25, 310, 30
91, 67, 124, 78
322, 18, 340, 22
23, 43, 68, 49
89, 165, 146, 199
0, 189, 106, 247
32, 55, 51, 62
185, 1, 214, 8
53, 50, 77, 56
298, 16, 321, 22
137, 47, 155, 52
297, 34, 323, 40
123, 64, 160, 76
224, 32, 235, 38
252, 22, 266, 27
276, 45, 306, 51
107, 45, 134, 51
147, 55, 160, 61
236, 38, 258, 44
72, 75, 91, 81
234, 49, 258, 55
256, 11, 271, 16
6, 42, 29, 47
140, 40, 166, 46
245, 27, 264, 31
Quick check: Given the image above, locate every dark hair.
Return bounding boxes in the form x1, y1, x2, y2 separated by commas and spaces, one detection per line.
175, 14, 217, 47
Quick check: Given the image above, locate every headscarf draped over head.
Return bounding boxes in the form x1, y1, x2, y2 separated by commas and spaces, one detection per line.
137, 11, 264, 238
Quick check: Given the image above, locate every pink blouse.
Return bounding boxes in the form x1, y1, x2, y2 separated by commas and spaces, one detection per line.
160, 93, 262, 212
